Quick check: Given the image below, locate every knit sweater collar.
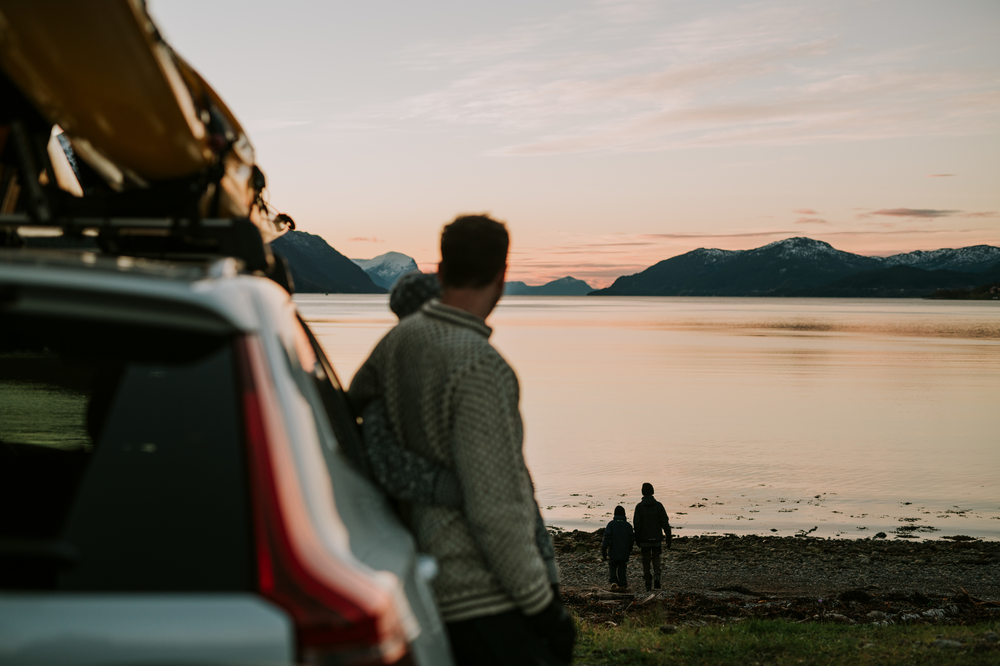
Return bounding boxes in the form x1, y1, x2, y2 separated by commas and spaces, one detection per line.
421, 299, 493, 339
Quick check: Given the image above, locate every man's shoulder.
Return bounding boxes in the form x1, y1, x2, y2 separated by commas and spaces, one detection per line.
397, 309, 495, 349
392, 312, 515, 398
384, 310, 497, 363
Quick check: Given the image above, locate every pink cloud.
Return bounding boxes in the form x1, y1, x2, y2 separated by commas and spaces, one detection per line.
960, 211, 998, 218
864, 208, 960, 218
793, 208, 819, 215
794, 217, 829, 225
348, 236, 385, 242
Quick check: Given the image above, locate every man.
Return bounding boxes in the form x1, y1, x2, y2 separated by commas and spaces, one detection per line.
600, 506, 634, 590
633, 482, 672, 592
352, 270, 561, 589
349, 215, 574, 666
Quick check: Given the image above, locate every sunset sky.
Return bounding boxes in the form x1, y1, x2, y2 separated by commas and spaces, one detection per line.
153, 0, 999, 288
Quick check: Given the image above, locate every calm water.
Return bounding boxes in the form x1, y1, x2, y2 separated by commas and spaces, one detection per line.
298, 295, 1000, 541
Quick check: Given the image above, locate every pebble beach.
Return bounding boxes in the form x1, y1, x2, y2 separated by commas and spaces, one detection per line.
554, 529, 1000, 626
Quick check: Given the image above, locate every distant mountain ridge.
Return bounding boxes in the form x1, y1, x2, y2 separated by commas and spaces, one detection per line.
591, 238, 1000, 297
878, 246, 1000, 273
271, 231, 385, 294
505, 276, 594, 296
351, 251, 419, 289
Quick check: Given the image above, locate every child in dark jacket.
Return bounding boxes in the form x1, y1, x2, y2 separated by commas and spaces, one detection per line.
601, 506, 635, 590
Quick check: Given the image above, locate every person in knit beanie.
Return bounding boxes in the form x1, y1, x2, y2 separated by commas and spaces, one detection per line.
601, 506, 635, 590
389, 271, 441, 318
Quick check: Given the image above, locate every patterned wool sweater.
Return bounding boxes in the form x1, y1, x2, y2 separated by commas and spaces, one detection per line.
349, 300, 554, 622
357, 398, 561, 586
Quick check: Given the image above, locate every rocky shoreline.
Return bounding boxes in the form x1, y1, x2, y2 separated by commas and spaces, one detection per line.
553, 529, 1000, 626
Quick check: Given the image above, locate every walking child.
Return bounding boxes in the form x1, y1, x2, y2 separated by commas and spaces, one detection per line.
601, 506, 635, 590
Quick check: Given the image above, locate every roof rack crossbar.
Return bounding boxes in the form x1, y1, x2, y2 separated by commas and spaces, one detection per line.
0, 214, 274, 274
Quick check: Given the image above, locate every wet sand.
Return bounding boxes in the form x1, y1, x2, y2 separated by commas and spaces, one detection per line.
544, 491, 1000, 542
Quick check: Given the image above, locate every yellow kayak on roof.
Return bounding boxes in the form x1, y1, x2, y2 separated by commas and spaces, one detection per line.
0, 0, 286, 239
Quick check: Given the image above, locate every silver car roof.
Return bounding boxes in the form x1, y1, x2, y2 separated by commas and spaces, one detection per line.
0, 248, 285, 334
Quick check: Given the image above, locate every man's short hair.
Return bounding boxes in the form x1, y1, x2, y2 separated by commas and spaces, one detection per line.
641, 483, 654, 496
439, 214, 509, 288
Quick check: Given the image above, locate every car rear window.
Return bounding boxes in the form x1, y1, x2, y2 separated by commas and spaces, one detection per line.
0, 313, 253, 592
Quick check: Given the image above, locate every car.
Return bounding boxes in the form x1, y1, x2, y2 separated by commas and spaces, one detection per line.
0, 233, 452, 666
0, 3, 452, 664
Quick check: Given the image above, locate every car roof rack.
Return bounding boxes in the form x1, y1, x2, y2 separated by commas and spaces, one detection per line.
1, 60, 293, 292
0, 213, 295, 293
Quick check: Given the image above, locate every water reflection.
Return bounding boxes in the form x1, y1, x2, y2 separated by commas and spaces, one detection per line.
298, 295, 1000, 540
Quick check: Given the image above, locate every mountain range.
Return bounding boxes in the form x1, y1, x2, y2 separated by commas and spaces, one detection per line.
591, 238, 1000, 297
271, 232, 999, 298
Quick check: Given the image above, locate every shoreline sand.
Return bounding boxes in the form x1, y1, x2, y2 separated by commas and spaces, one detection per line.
554, 529, 1000, 626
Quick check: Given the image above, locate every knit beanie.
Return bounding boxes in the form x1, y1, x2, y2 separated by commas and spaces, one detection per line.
389, 272, 441, 319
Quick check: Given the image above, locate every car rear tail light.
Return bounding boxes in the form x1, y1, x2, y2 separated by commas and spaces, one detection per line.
235, 335, 411, 665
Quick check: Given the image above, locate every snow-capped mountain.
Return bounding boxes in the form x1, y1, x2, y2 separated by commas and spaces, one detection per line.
752, 237, 857, 260
686, 247, 738, 264
746, 238, 1000, 272
351, 252, 419, 289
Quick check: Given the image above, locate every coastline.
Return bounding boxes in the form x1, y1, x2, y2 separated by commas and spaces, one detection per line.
540, 491, 1000, 543
554, 530, 1000, 626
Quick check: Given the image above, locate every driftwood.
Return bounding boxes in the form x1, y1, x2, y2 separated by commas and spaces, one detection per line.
592, 591, 636, 601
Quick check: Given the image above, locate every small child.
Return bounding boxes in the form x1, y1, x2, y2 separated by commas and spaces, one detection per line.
601, 505, 635, 590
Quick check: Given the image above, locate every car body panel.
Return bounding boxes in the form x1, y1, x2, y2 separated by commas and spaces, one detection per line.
0, 594, 293, 666
244, 283, 453, 666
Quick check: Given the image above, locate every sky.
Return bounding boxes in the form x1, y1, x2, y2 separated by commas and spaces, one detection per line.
152, 0, 999, 288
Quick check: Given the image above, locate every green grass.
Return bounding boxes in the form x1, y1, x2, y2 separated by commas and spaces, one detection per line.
573, 612, 999, 665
